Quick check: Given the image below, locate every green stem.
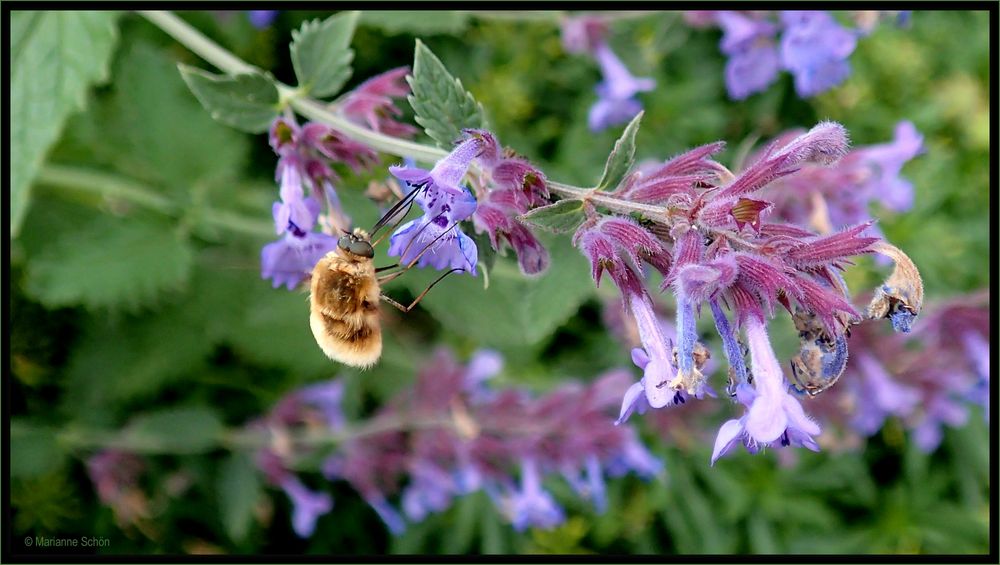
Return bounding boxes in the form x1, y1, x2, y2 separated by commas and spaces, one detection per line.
36, 164, 273, 238
291, 98, 448, 164
139, 10, 256, 75
37, 164, 176, 214
139, 10, 677, 225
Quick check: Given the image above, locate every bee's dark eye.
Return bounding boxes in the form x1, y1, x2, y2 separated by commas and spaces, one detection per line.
348, 239, 374, 258
337, 235, 353, 251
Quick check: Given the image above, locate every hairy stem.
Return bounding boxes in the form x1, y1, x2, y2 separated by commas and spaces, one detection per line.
140, 10, 679, 227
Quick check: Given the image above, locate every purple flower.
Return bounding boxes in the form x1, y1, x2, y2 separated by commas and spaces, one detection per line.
671, 292, 707, 395
712, 315, 822, 464
386, 184, 478, 274
388, 136, 485, 274
339, 67, 418, 138
848, 353, 920, 435
86, 450, 149, 526
962, 332, 990, 421
273, 163, 320, 236
365, 493, 407, 535
401, 462, 463, 522
588, 42, 655, 132
280, 477, 333, 538
742, 315, 823, 444
494, 458, 566, 532
261, 231, 338, 290
561, 454, 607, 513
615, 343, 708, 425
913, 395, 970, 452
711, 383, 821, 464
851, 121, 924, 212
464, 349, 503, 401
628, 294, 682, 410
247, 10, 278, 29
715, 11, 781, 99
298, 380, 346, 431
561, 15, 608, 54
780, 11, 858, 97
605, 432, 663, 479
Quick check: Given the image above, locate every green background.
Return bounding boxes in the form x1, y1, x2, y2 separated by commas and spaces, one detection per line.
9, 10, 990, 555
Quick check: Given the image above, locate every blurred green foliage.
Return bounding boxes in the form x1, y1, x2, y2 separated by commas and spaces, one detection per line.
8, 10, 990, 555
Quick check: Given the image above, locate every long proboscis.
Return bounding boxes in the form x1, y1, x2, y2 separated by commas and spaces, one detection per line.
369, 183, 424, 240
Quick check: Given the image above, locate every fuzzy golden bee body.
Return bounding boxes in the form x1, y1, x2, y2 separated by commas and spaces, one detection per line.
309, 229, 383, 368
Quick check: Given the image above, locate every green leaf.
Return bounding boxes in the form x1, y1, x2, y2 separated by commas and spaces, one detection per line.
123, 406, 224, 454
290, 11, 359, 97
224, 285, 339, 379
442, 494, 479, 553
24, 216, 193, 311
178, 64, 280, 133
10, 421, 66, 478
518, 199, 586, 233
218, 451, 262, 543
10, 11, 120, 237
75, 44, 249, 196
595, 111, 644, 191
407, 39, 487, 148
393, 235, 594, 348
359, 11, 470, 35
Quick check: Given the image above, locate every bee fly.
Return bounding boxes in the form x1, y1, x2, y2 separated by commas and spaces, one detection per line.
309, 186, 466, 368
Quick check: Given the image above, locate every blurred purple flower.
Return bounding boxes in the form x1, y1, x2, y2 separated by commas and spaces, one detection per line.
561, 454, 608, 513
851, 121, 924, 213
86, 450, 149, 527
561, 15, 608, 54
849, 353, 921, 435
247, 10, 277, 28
605, 431, 663, 479
715, 11, 781, 99
588, 42, 655, 132
298, 380, 347, 431
762, 121, 923, 239
913, 395, 970, 452
779, 11, 858, 97
366, 493, 407, 535
339, 67, 419, 138
962, 332, 990, 421
498, 458, 566, 532
280, 477, 333, 538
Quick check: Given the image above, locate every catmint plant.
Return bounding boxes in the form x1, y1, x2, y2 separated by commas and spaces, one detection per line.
247, 349, 661, 535
171, 9, 924, 471
563, 120, 924, 462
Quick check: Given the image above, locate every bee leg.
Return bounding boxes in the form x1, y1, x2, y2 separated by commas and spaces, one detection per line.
375, 263, 400, 273
379, 293, 409, 312
381, 268, 465, 312
377, 218, 465, 285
